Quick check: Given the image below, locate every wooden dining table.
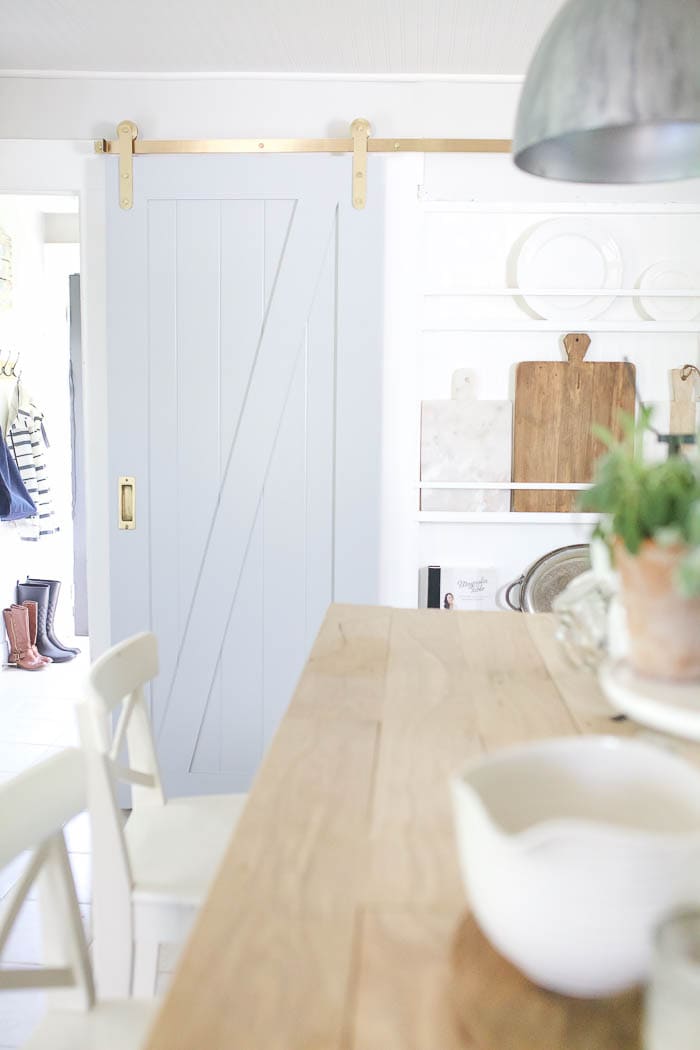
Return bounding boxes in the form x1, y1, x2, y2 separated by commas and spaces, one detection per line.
143, 604, 694, 1050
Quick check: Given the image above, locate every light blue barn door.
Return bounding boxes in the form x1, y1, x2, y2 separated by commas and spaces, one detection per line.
106, 155, 384, 794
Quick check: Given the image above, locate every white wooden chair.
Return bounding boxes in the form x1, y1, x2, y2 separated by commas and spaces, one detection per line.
0, 748, 156, 1049
76, 632, 247, 998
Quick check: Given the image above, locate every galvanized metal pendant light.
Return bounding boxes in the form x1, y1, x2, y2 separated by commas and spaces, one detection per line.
513, 0, 700, 183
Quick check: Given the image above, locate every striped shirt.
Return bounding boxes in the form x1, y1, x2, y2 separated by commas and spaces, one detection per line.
7, 393, 59, 541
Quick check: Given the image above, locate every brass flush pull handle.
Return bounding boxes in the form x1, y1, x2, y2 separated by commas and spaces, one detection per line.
119, 476, 136, 530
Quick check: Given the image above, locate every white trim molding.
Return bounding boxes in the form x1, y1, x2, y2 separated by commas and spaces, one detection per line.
0, 69, 526, 83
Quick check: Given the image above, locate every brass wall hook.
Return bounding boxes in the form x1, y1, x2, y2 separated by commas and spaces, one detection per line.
1, 349, 18, 377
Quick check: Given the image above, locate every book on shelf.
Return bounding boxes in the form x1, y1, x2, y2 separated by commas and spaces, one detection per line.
418, 565, 496, 611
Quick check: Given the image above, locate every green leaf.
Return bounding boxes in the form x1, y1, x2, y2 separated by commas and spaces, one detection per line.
687, 501, 700, 546
583, 410, 700, 595
677, 548, 700, 598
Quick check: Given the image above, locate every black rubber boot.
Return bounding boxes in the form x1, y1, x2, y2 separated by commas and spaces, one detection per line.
16, 582, 75, 662
25, 578, 81, 656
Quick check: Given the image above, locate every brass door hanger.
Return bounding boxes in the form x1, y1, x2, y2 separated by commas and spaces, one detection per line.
96, 119, 512, 212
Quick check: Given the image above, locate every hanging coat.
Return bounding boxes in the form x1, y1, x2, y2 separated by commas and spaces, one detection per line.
0, 428, 36, 521
7, 390, 59, 541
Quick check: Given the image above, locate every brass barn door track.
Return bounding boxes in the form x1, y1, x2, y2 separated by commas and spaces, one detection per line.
95, 119, 512, 210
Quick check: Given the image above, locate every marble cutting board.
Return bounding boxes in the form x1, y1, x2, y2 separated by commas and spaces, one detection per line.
420, 369, 512, 512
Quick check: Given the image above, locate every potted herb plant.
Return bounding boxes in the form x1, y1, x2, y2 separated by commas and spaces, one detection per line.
580, 409, 700, 681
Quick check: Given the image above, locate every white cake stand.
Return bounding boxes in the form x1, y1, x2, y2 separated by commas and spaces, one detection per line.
600, 661, 700, 742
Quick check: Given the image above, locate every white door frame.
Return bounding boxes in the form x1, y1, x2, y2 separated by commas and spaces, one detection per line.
0, 140, 111, 655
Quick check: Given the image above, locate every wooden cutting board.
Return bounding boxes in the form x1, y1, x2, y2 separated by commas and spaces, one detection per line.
512, 334, 636, 513
421, 369, 512, 512
450, 913, 642, 1050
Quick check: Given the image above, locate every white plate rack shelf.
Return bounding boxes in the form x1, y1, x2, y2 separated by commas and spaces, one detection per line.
416, 201, 700, 529
415, 483, 600, 526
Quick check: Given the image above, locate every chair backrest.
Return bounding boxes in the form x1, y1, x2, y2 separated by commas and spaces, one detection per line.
0, 748, 94, 1010
79, 631, 165, 810
76, 631, 165, 931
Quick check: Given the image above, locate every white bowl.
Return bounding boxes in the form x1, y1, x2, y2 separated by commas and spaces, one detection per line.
451, 736, 700, 997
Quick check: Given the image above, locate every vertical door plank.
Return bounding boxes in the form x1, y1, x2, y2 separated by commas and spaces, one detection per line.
217, 200, 266, 777
261, 198, 310, 745
192, 200, 267, 775
263, 349, 308, 746
175, 201, 223, 774
305, 234, 336, 652
263, 200, 295, 309
219, 199, 265, 433
334, 168, 385, 604
147, 200, 178, 735
106, 164, 151, 644
219, 499, 265, 785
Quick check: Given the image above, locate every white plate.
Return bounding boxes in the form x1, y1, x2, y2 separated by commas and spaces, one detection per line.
516, 218, 623, 320
600, 659, 700, 741
636, 259, 700, 321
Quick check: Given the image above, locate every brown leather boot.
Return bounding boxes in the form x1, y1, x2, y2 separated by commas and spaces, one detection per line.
3, 606, 46, 671
13, 602, 52, 665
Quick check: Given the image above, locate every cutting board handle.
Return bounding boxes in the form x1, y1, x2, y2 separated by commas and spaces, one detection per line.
563, 333, 591, 364
451, 368, 476, 401
674, 364, 700, 399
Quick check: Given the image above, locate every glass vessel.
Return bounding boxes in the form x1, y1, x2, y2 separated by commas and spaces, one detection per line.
644, 910, 700, 1050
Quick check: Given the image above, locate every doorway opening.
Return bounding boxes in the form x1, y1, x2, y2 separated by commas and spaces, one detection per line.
0, 193, 88, 765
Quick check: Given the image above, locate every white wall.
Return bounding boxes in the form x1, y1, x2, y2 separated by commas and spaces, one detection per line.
381, 153, 700, 610
0, 74, 521, 140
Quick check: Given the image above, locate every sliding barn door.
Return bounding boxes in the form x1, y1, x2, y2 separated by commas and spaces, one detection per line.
106, 155, 384, 794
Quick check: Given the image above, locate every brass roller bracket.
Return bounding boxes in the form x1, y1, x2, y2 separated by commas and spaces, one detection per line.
117, 121, 138, 210
350, 118, 371, 210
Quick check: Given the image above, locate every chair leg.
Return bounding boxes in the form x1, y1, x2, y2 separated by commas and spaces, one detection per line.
92, 932, 133, 999
132, 938, 160, 997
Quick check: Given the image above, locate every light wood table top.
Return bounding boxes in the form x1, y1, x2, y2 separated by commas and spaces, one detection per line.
144, 605, 698, 1050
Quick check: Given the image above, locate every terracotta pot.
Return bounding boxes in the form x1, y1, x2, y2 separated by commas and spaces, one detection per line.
615, 539, 700, 681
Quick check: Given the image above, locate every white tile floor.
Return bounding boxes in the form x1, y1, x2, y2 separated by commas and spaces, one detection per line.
0, 646, 177, 1048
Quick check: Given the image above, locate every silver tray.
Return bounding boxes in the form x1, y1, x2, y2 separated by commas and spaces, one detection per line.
505, 544, 591, 614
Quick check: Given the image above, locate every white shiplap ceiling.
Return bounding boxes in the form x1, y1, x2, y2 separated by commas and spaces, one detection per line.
0, 0, 565, 76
